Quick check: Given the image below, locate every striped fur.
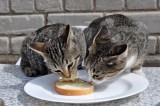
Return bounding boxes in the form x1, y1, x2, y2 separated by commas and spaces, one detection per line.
20, 23, 86, 77
84, 14, 149, 84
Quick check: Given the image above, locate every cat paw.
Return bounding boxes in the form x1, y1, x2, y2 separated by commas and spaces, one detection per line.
24, 67, 38, 77
132, 69, 145, 77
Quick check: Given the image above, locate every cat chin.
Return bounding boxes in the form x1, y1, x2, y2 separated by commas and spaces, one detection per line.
96, 69, 125, 84
87, 71, 107, 84
92, 76, 119, 85
88, 70, 124, 85
91, 78, 109, 85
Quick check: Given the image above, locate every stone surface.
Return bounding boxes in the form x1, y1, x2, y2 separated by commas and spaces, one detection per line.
11, 0, 34, 13
65, 0, 93, 11
48, 13, 103, 26
157, 36, 160, 54
0, 65, 160, 105
0, 37, 9, 54
35, 0, 63, 12
158, 0, 160, 9
0, 0, 9, 13
0, 55, 20, 64
147, 36, 157, 54
11, 36, 26, 54
0, 98, 4, 106
144, 55, 160, 67
0, 15, 44, 34
126, 0, 156, 9
95, 0, 124, 11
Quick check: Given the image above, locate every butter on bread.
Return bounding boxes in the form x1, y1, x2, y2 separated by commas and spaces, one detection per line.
54, 78, 94, 96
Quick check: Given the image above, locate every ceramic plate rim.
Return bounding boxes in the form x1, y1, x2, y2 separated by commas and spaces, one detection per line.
24, 71, 149, 104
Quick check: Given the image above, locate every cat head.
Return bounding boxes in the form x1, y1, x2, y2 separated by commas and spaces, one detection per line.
85, 27, 128, 84
28, 25, 81, 78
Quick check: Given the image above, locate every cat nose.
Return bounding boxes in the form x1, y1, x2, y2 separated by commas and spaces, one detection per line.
63, 70, 70, 78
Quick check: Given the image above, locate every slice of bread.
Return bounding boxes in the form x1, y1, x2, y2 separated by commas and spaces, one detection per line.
54, 79, 94, 96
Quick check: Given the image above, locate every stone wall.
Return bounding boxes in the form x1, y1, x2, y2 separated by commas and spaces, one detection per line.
0, 0, 159, 65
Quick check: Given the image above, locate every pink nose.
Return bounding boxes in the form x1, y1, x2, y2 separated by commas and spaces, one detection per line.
63, 70, 70, 78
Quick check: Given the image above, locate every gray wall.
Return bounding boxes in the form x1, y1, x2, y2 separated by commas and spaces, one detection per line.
0, 0, 158, 64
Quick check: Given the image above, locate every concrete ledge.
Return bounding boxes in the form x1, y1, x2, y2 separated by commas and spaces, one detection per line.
0, 55, 20, 64
143, 55, 160, 67
0, 54, 160, 67
0, 98, 4, 106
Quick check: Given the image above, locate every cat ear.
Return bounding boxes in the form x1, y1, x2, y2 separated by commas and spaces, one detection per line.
93, 27, 110, 44
28, 42, 47, 57
109, 44, 128, 57
59, 24, 72, 45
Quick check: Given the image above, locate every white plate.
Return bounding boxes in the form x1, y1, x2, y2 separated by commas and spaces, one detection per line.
24, 69, 149, 104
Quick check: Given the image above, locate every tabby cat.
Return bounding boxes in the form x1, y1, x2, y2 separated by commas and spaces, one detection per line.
20, 23, 86, 78
84, 14, 148, 84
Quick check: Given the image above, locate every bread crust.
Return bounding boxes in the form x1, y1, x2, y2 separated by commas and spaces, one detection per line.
54, 79, 94, 96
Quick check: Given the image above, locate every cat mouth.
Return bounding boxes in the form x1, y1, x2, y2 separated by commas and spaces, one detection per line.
87, 70, 107, 84
90, 70, 125, 84
62, 69, 77, 79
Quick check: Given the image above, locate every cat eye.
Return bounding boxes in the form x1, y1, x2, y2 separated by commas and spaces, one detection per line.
93, 68, 96, 73
108, 62, 114, 65
66, 60, 68, 64
107, 62, 116, 66
75, 54, 80, 59
68, 62, 73, 69
55, 70, 61, 73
